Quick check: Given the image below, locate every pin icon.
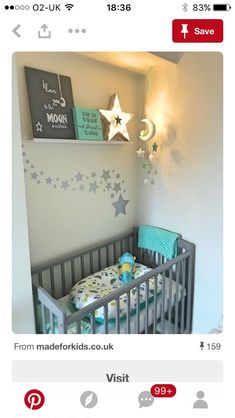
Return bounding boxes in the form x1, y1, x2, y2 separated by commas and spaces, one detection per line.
24, 389, 45, 410
181, 23, 189, 39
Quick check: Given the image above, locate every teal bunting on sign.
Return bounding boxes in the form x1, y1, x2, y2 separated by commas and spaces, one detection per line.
73, 107, 103, 141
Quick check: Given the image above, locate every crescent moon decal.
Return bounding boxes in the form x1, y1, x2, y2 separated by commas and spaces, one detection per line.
139, 119, 156, 141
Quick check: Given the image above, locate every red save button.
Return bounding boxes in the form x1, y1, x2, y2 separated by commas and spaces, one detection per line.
172, 19, 223, 42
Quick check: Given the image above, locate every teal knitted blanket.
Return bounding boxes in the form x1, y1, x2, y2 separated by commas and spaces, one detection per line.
138, 225, 180, 259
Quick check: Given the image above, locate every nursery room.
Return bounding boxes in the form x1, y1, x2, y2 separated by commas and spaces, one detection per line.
12, 51, 223, 335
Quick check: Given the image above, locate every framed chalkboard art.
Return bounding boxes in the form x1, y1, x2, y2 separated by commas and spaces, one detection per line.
25, 67, 75, 139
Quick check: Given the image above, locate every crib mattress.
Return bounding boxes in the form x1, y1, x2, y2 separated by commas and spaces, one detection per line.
58, 276, 184, 334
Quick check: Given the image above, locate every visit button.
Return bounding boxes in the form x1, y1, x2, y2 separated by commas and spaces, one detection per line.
172, 19, 223, 42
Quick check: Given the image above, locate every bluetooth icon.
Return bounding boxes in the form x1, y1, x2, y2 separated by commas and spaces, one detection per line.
182, 3, 188, 12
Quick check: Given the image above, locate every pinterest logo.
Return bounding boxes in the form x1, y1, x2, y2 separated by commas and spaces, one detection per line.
24, 389, 45, 410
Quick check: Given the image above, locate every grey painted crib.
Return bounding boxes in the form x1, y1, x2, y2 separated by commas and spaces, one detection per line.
32, 227, 195, 334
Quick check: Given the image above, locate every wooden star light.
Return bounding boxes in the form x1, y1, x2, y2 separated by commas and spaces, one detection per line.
99, 94, 134, 141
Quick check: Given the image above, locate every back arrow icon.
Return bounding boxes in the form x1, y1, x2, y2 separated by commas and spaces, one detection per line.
12, 24, 21, 37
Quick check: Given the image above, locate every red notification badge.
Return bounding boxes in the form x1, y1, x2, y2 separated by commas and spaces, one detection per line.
151, 384, 176, 398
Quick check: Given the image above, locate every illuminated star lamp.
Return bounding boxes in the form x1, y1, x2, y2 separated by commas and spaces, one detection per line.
99, 94, 134, 141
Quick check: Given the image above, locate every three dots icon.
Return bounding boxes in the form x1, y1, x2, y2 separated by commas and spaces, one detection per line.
68, 28, 86, 34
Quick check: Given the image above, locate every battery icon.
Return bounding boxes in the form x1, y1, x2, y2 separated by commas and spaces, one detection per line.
213, 4, 231, 10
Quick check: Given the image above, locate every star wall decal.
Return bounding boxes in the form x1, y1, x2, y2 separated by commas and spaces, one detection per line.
101, 170, 111, 182
99, 94, 134, 142
61, 180, 70, 190
31, 172, 38, 180
89, 181, 99, 193
152, 142, 158, 152
113, 182, 121, 194
112, 194, 129, 217
45, 176, 53, 184
23, 147, 131, 217
75, 172, 83, 182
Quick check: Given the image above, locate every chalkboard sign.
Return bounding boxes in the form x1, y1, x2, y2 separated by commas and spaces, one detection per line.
25, 67, 75, 139
73, 107, 103, 141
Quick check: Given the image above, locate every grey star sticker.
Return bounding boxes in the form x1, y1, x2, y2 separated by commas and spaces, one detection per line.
89, 181, 99, 193
61, 180, 70, 190
91, 172, 96, 178
112, 194, 129, 217
113, 182, 121, 193
26, 160, 30, 164
45, 176, 53, 184
31, 172, 38, 180
80, 184, 85, 191
116, 173, 120, 179
101, 170, 111, 182
110, 193, 115, 199
105, 182, 112, 191
75, 172, 83, 182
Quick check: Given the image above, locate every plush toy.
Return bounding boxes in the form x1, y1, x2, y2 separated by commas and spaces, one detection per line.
118, 252, 136, 284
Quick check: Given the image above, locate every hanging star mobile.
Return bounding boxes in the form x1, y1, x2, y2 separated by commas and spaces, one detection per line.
99, 94, 134, 142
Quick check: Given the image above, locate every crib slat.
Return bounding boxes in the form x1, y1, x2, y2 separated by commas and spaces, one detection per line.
61, 263, 66, 295
174, 262, 180, 333
49, 311, 54, 333
98, 248, 101, 270
71, 258, 76, 285
50, 267, 56, 298
76, 320, 81, 334
153, 276, 158, 334
38, 272, 43, 287
145, 280, 149, 334
157, 253, 161, 265
126, 291, 131, 334
169, 267, 173, 324
181, 259, 186, 333
186, 254, 193, 333
106, 246, 109, 267
91, 312, 96, 334
161, 271, 166, 333
120, 239, 124, 255
90, 251, 94, 274
41, 304, 47, 333
104, 305, 109, 334
81, 255, 85, 278
136, 286, 140, 333
113, 242, 116, 263
116, 299, 120, 334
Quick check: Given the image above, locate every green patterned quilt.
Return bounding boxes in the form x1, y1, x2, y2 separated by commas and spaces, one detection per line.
69, 264, 163, 323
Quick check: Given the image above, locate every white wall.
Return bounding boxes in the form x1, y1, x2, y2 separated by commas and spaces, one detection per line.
136, 53, 223, 333
12, 56, 35, 333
